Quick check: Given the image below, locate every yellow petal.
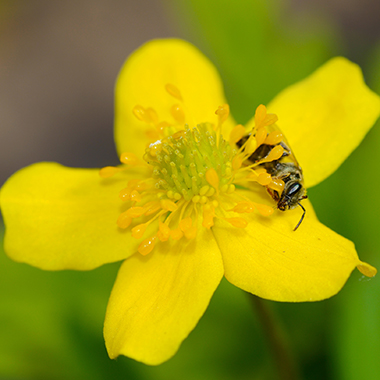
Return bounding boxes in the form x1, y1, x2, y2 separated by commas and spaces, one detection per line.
213, 196, 363, 302
0, 163, 143, 270
104, 224, 223, 365
115, 39, 234, 156
247, 57, 380, 188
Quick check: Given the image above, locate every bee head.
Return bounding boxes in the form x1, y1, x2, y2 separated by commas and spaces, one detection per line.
277, 181, 306, 211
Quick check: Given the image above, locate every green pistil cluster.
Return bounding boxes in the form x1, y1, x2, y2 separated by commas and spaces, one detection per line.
144, 123, 236, 202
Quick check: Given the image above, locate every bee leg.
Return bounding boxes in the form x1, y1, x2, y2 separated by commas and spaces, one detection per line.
293, 202, 306, 231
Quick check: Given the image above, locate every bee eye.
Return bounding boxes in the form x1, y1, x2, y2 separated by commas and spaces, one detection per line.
287, 182, 302, 196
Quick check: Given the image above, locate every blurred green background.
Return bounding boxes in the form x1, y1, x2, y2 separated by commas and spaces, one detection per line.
1, 0, 380, 379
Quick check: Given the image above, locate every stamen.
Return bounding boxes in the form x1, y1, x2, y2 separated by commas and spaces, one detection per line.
255, 104, 267, 127
225, 217, 248, 228
255, 127, 267, 147
99, 166, 123, 178
205, 168, 220, 192
229, 124, 246, 144
138, 236, 157, 256
264, 130, 283, 145
120, 152, 139, 166
260, 145, 284, 163
131, 223, 147, 239
170, 104, 186, 124
165, 83, 183, 101
117, 213, 132, 229
255, 203, 274, 216
215, 104, 230, 125
202, 203, 215, 229
268, 178, 285, 192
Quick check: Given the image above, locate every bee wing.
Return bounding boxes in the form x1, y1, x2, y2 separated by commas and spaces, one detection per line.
265, 123, 300, 168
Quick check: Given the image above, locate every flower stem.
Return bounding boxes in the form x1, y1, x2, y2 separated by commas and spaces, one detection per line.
248, 293, 301, 380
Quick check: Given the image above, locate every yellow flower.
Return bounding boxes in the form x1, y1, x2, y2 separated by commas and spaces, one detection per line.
1, 39, 380, 365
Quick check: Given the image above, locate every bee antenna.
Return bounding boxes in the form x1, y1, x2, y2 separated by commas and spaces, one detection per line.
293, 202, 306, 231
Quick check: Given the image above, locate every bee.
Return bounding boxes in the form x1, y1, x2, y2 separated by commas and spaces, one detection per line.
237, 125, 308, 230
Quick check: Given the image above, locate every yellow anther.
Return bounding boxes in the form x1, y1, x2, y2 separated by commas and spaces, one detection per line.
179, 217, 192, 232
357, 262, 377, 277
157, 222, 171, 242
254, 104, 267, 126
130, 190, 141, 202
170, 104, 186, 124
227, 184, 235, 193
117, 212, 132, 229
192, 195, 201, 203
119, 187, 131, 201
232, 155, 243, 171
99, 166, 122, 178
165, 83, 183, 101
255, 203, 274, 216
199, 185, 210, 196
126, 207, 145, 218
202, 204, 215, 229
145, 107, 159, 124
225, 217, 248, 228
132, 105, 146, 121
120, 152, 139, 166
229, 124, 246, 144
264, 130, 283, 145
215, 104, 230, 124
138, 236, 157, 256
156, 121, 170, 134
200, 196, 208, 204
262, 113, 278, 126
172, 130, 186, 140
230, 201, 255, 213
184, 226, 197, 240
132, 223, 147, 239
205, 168, 220, 191
257, 172, 272, 186
174, 193, 182, 200
136, 178, 154, 191
159, 221, 171, 236
147, 141, 163, 157
268, 178, 285, 192
170, 228, 184, 240
143, 201, 161, 216
161, 199, 178, 211
255, 127, 267, 147
263, 145, 284, 162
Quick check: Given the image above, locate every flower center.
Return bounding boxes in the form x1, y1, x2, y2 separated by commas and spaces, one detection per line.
144, 123, 234, 202
100, 84, 284, 255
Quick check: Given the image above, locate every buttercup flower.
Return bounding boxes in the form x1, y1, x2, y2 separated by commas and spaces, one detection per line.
1, 39, 380, 365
